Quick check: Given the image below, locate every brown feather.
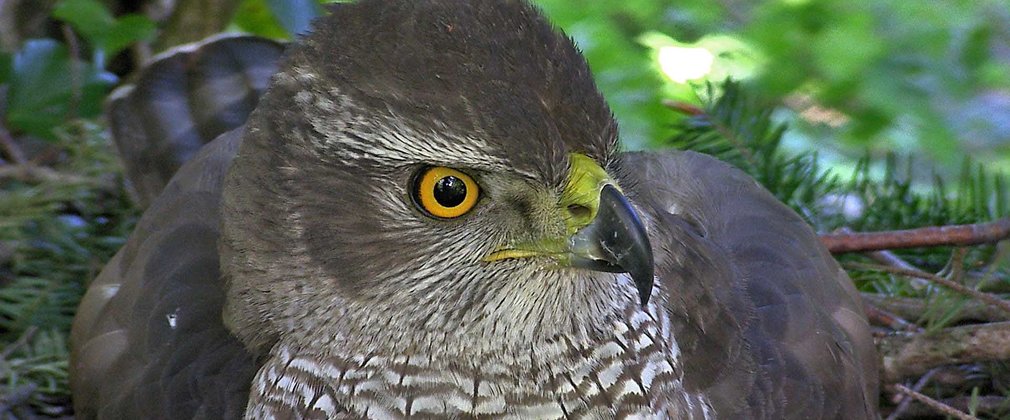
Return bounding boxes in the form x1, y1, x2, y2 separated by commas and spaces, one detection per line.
616, 151, 878, 419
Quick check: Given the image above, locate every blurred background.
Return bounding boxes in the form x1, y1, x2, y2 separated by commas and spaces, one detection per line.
3, 0, 1009, 176
534, 0, 1010, 179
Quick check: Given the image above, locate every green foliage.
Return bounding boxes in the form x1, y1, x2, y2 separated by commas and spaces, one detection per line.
666, 81, 840, 224
532, 0, 674, 149
52, 0, 157, 64
667, 80, 1009, 301
532, 0, 1010, 173
0, 328, 71, 417
2, 40, 115, 141
745, 0, 1007, 167
0, 124, 137, 415
0, 0, 154, 141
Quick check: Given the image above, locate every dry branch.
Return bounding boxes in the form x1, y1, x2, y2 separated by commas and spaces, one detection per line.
879, 321, 1010, 382
863, 293, 1010, 324
847, 262, 1010, 318
863, 300, 921, 332
888, 383, 978, 420
821, 219, 1010, 253
0, 164, 91, 184
886, 369, 938, 420
896, 395, 1009, 419
0, 122, 26, 165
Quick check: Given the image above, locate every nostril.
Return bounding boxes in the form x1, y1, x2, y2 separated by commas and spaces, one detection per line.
567, 204, 592, 220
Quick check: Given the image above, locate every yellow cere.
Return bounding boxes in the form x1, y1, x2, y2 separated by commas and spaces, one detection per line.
560, 153, 616, 236
484, 154, 616, 263
416, 166, 479, 219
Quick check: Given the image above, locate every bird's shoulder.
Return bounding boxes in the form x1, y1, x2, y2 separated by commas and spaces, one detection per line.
617, 150, 878, 419
70, 129, 257, 419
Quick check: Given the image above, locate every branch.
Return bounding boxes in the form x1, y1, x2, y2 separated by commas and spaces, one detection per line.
879, 321, 1010, 382
846, 262, 1010, 318
0, 164, 92, 184
863, 293, 1010, 324
886, 369, 938, 420
821, 219, 1010, 253
897, 395, 1008, 419
866, 249, 929, 289
61, 24, 82, 120
862, 299, 921, 332
888, 383, 977, 420
0, 121, 27, 164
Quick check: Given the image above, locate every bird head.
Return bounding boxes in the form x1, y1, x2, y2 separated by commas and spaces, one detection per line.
220, 0, 654, 356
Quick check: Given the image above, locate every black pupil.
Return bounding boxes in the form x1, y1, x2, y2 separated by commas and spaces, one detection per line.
433, 176, 467, 207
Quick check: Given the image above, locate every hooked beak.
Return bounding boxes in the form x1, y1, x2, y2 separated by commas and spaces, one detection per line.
568, 184, 655, 306
484, 154, 655, 306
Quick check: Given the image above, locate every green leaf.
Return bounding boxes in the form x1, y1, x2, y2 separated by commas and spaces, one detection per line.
53, 0, 156, 59
52, 0, 115, 42
0, 51, 11, 84
811, 12, 884, 83
232, 0, 291, 40
4, 39, 115, 140
960, 22, 991, 72
103, 15, 157, 57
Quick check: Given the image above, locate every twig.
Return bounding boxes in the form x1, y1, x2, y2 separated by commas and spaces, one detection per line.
821, 219, 1010, 253
862, 293, 1010, 323
862, 300, 922, 332
132, 41, 153, 68
867, 250, 922, 272
846, 262, 1010, 317
867, 250, 929, 289
941, 247, 970, 283
898, 395, 1009, 418
62, 24, 82, 120
661, 99, 704, 116
0, 164, 92, 184
0, 121, 27, 164
0, 326, 37, 360
886, 369, 938, 420
879, 321, 1010, 381
889, 383, 976, 420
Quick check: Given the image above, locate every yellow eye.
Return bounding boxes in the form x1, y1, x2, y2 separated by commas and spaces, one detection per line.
413, 166, 480, 219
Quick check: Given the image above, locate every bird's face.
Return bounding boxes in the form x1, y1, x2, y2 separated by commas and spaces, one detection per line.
221, 0, 653, 354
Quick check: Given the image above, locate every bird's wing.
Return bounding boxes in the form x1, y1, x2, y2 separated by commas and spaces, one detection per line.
69, 35, 282, 419
70, 128, 256, 419
617, 151, 878, 419
106, 35, 284, 207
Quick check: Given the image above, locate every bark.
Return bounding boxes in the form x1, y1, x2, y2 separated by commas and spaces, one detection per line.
821, 219, 1010, 254
880, 321, 1010, 382
863, 293, 1010, 324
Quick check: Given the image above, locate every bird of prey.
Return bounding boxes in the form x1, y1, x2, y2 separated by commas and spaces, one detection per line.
70, 0, 879, 418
